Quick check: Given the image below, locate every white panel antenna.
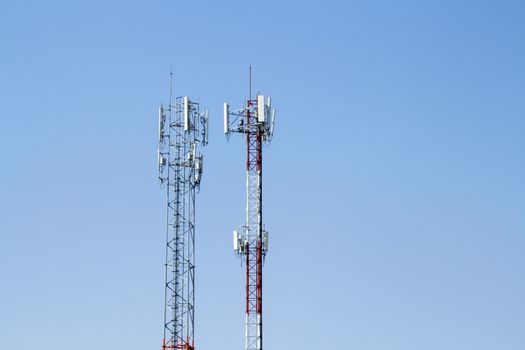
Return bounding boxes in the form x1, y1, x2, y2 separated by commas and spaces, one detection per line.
270, 109, 276, 136
204, 110, 209, 145
224, 102, 229, 134
184, 96, 190, 131
158, 105, 164, 142
195, 154, 202, 184
257, 95, 265, 123
233, 230, 239, 251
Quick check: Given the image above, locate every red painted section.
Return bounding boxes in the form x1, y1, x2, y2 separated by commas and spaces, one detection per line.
161, 343, 194, 349
256, 240, 262, 314
162, 338, 195, 350
257, 134, 262, 171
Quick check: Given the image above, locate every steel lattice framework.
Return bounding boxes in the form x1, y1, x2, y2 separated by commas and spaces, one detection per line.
245, 100, 264, 350
158, 81, 208, 350
225, 82, 275, 350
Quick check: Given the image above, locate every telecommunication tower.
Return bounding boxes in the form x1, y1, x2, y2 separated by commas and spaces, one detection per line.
157, 73, 208, 350
224, 68, 276, 350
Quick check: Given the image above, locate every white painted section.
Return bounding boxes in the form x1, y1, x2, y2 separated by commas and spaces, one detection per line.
257, 314, 262, 349
245, 314, 249, 350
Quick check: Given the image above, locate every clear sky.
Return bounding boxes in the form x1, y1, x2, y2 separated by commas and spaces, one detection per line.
1, 1, 524, 349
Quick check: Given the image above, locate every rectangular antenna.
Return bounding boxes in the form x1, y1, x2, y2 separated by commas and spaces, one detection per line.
205, 110, 209, 145
184, 96, 190, 131
224, 102, 229, 134
270, 109, 276, 136
158, 105, 164, 142
257, 95, 265, 123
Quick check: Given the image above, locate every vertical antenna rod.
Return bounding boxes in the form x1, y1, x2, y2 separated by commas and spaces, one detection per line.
224, 68, 277, 350
158, 73, 209, 350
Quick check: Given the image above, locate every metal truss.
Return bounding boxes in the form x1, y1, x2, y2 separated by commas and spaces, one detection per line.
226, 92, 275, 350
242, 100, 264, 350
158, 87, 208, 350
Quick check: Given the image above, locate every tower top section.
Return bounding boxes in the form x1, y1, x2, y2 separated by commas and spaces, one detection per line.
223, 95, 276, 144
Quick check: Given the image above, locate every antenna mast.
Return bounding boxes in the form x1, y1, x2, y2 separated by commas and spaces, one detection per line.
157, 74, 209, 350
224, 68, 276, 350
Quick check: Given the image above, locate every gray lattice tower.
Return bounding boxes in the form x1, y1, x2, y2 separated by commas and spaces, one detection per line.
158, 75, 208, 350
224, 80, 276, 350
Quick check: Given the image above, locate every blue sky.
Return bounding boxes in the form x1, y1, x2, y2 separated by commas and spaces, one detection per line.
1, 1, 524, 349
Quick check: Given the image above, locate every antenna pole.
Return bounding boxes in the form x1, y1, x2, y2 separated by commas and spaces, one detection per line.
169, 67, 173, 110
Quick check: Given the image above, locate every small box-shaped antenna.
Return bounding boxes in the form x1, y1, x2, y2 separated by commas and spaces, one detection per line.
183, 96, 190, 131
195, 154, 202, 184
257, 95, 265, 123
224, 102, 229, 134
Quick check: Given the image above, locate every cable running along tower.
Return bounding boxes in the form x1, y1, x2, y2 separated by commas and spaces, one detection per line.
224, 68, 276, 350
158, 73, 208, 350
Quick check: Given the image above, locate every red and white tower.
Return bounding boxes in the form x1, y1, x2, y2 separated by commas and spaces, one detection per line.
224, 69, 276, 350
